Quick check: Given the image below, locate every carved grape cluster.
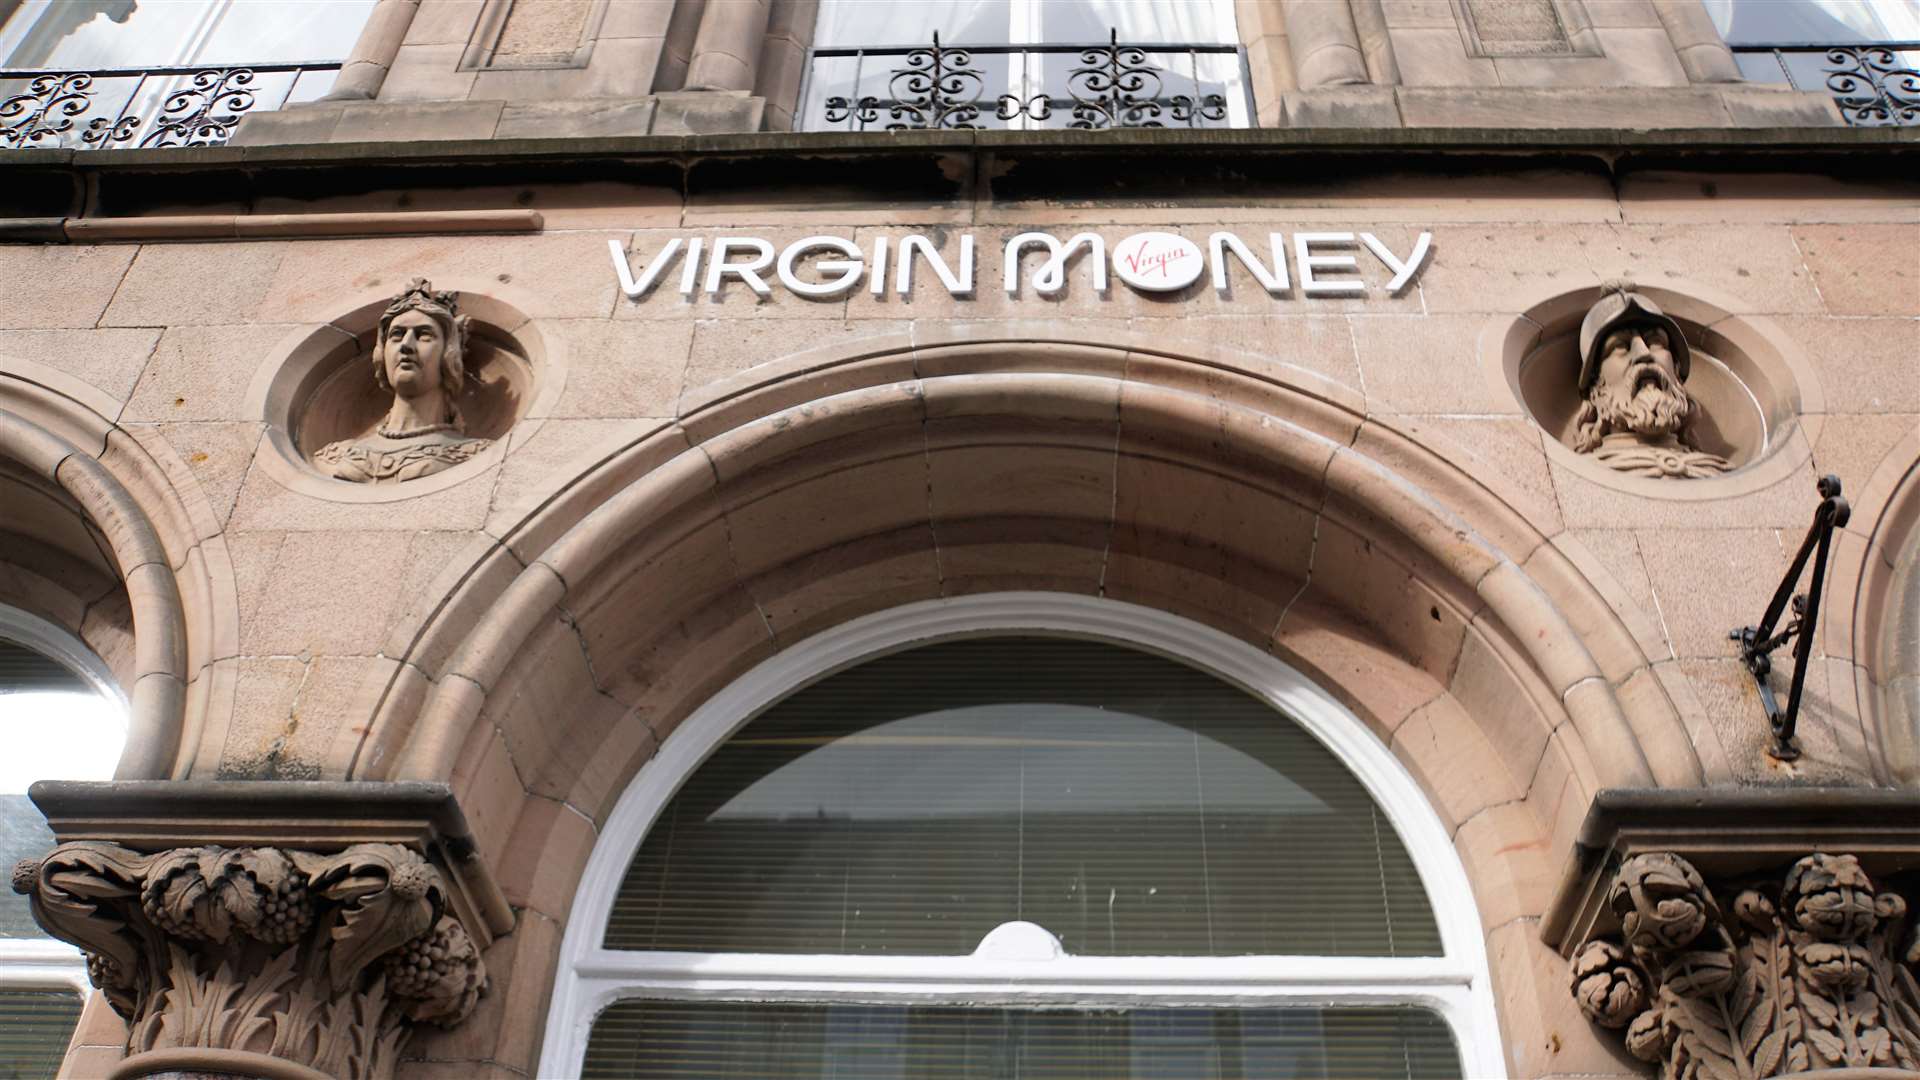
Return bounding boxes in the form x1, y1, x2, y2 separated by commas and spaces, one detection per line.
384, 915, 485, 1025
252, 870, 312, 945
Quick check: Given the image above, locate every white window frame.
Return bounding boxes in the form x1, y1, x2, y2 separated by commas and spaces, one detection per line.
538, 592, 1507, 1079
0, 605, 126, 1003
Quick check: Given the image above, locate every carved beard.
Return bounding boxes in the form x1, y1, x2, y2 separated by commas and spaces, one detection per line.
1584, 364, 1693, 444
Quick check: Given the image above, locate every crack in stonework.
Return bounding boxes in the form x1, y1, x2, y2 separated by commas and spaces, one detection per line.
691, 441, 777, 646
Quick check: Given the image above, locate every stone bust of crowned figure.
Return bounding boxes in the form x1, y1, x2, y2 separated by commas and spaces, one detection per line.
1572, 282, 1730, 480
314, 279, 492, 484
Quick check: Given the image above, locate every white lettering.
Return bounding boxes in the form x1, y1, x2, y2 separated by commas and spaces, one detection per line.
776, 236, 865, 299
897, 234, 974, 296
678, 237, 704, 295
610, 237, 684, 300
1005, 232, 1107, 296
870, 236, 889, 296
705, 237, 776, 297
1294, 232, 1363, 295
1361, 231, 1432, 295
1208, 232, 1289, 294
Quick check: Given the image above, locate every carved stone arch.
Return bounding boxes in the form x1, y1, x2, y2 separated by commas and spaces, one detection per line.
339, 327, 1703, 1075
0, 356, 240, 780
1830, 425, 1920, 786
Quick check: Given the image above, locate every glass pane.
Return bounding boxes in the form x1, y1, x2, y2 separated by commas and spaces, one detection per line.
0, 0, 374, 70
606, 638, 1441, 957
1, 635, 126, 938
583, 1002, 1463, 1080
1039, 0, 1237, 45
1711, 0, 1920, 44
815, 0, 1014, 47
0, 989, 82, 1077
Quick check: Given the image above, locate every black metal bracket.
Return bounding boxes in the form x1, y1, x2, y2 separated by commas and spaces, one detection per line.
1730, 474, 1850, 761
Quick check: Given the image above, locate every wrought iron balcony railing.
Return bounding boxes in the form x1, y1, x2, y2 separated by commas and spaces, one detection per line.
1732, 42, 1919, 127
802, 32, 1251, 132
1, 62, 342, 150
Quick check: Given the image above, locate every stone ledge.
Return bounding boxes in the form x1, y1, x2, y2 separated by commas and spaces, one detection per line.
27, 779, 515, 947
1540, 786, 1920, 955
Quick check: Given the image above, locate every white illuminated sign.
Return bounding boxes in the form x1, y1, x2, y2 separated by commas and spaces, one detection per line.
611, 229, 1432, 302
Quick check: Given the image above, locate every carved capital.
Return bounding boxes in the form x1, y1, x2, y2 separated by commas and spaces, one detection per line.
13, 841, 487, 1080
1569, 851, 1920, 1078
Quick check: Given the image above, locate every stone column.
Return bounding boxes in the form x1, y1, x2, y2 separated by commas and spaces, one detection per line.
1350, 0, 1399, 85
15, 842, 487, 1080
1653, 0, 1743, 83
324, 0, 423, 101
1280, 0, 1371, 88
655, 0, 710, 91
11, 781, 513, 1080
684, 0, 774, 92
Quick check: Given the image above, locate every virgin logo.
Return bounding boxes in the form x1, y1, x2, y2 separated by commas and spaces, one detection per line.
1124, 244, 1192, 279
1111, 232, 1205, 292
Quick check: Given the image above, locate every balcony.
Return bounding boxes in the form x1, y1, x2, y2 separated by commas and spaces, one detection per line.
1732, 42, 1920, 126
0, 61, 340, 150
799, 32, 1252, 132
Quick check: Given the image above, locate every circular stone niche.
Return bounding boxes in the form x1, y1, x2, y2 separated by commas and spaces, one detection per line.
1494, 282, 1817, 491
249, 286, 560, 501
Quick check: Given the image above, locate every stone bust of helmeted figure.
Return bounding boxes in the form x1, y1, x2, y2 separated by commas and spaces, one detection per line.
1573, 283, 1730, 479
314, 279, 492, 484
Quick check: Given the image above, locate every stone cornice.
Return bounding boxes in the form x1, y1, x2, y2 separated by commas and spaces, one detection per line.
1544, 788, 1920, 956
27, 780, 515, 949
1, 125, 1913, 242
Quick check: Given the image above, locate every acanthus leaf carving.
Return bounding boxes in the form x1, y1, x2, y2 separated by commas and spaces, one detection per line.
12, 841, 490, 1080
1571, 850, 1920, 1080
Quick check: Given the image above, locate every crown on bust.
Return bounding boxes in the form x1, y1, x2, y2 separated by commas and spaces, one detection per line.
384, 277, 461, 321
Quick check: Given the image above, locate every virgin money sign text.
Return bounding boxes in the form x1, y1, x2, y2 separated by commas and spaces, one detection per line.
610, 230, 1432, 302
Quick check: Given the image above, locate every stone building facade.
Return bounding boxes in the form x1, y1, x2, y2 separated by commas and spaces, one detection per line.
0, 1, 1916, 1078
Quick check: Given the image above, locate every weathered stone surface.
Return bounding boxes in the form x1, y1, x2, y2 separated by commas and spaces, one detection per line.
334, 99, 502, 141
0, 327, 162, 401
1398, 87, 1730, 127
1284, 86, 1401, 127
1793, 223, 1920, 316
495, 98, 658, 139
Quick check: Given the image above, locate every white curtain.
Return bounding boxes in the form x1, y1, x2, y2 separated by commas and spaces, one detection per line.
1704, 0, 1920, 43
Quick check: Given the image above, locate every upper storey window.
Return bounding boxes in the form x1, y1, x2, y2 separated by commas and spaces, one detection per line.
1710, 0, 1919, 126
0, 0, 376, 149
800, 0, 1250, 131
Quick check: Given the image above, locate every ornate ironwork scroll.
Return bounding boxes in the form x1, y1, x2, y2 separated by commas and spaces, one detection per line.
998, 30, 1227, 129
0, 72, 95, 148
1, 63, 324, 150
1730, 473, 1850, 760
824, 33, 984, 130
1825, 45, 1920, 126
818, 31, 1234, 132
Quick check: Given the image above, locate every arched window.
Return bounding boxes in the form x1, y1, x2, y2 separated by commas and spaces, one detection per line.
541, 596, 1503, 1078
0, 604, 128, 1075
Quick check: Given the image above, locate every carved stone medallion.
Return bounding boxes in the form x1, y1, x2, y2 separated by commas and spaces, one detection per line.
312, 279, 492, 485
1572, 283, 1730, 479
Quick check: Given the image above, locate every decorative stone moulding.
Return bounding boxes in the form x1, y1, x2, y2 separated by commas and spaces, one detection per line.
243, 279, 565, 503
1482, 278, 1824, 499
1545, 789, 1920, 1080
10, 781, 514, 1080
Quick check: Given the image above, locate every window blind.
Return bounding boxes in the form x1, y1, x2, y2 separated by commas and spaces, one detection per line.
582, 1001, 1463, 1080
0, 989, 81, 1079
605, 637, 1440, 957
